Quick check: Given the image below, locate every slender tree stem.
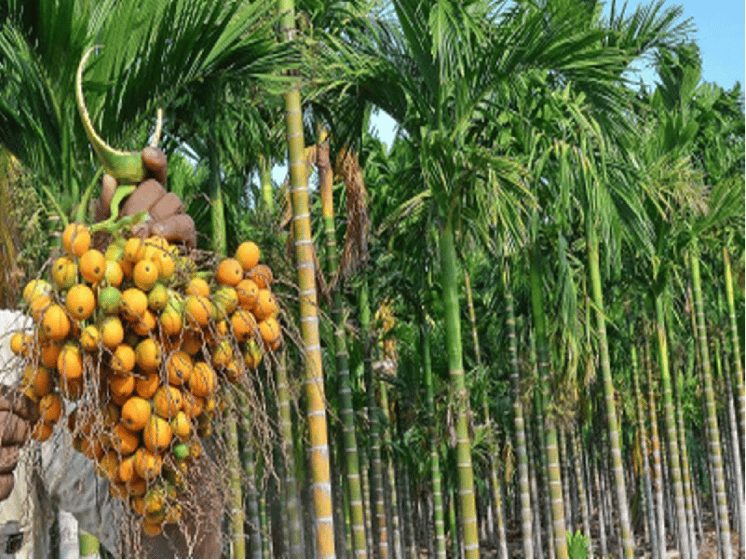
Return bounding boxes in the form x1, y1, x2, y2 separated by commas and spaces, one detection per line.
690, 242, 732, 558
586, 224, 634, 558
504, 272, 534, 559
278, 7, 336, 550
530, 246, 568, 559
439, 222, 479, 558
317, 138, 367, 558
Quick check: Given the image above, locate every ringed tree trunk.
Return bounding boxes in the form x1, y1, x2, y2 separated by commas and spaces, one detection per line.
317, 138, 368, 558
278, 0, 335, 555
420, 296, 447, 559
722, 248, 744, 456
504, 265, 534, 559
690, 241, 732, 559
585, 223, 634, 558
529, 245, 568, 559
438, 221, 480, 559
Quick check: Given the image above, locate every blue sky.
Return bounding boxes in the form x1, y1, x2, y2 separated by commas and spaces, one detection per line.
370, 0, 745, 146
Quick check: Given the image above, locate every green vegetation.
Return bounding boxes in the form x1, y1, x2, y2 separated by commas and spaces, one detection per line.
0, 0, 742, 558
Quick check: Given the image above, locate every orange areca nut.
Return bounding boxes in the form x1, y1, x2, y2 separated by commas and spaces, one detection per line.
180, 392, 204, 419
252, 289, 278, 321
248, 264, 273, 289
104, 260, 124, 287
166, 351, 192, 386
57, 344, 83, 380
39, 393, 64, 423
111, 344, 136, 373
23, 279, 52, 305
51, 256, 77, 289
80, 325, 101, 352
121, 396, 152, 432
131, 309, 157, 336
184, 296, 211, 328
118, 454, 136, 483
41, 304, 70, 340
109, 371, 135, 399
235, 241, 260, 271
236, 279, 259, 310
231, 308, 257, 342
66, 284, 96, 320
159, 307, 182, 337
30, 295, 53, 322
135, 338, 160, 372
29, 366, 53, 397
110, 423, 139, 456
185, 277, 210, 297
180, 330, 202, 356
40, 340, 63, 369
152, 251, 175, 282
143, 416, 172, 453
259, 317, 282, 351
79, 249, 107, 284
100, 316, 124, 348
216, 258, 243, 287
133, 260, 159, 292
32, 421, 54, 442
124, 237, 147, 263
135, 371, 160, 399
60, 376, 84, 400
169, 411, 191, 440
121, 288, 148, 321
188, 362, 216, 398
134, 448, 163, 480
152, 386, 182, 419
62, 223, 91, 257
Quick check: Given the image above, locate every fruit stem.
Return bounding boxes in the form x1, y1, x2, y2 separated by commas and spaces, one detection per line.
76, 46, 162, 183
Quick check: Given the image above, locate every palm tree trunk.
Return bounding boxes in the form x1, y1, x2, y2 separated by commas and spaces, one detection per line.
359, 277, 388, 558
438, 221, 480, 559
465, 269, 506, 558
722, 248, 744, 460
643, 321, 666, 559
504, 273, 533, 559
378, 377, 402, 558
239, 428, 262, 559
632, 338, 657, 558
275, 350, 303, 557
259, 154, 274, 211
571, 425, 593, 559
278, 0, 335, 554
721, 331, 745, 556
594, 450, 608, 559
673, 360, 697, 558
690, 241, 732, 559
529, 246, 568, 559
420, 304, 447, 559
226, 396, 246, 559
317, 138, 367, 558
585, 224, 634, 558
653, 291, 691, 558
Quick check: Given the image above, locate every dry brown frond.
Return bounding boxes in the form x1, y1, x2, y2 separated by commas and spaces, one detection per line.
333, 148, 369, 284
